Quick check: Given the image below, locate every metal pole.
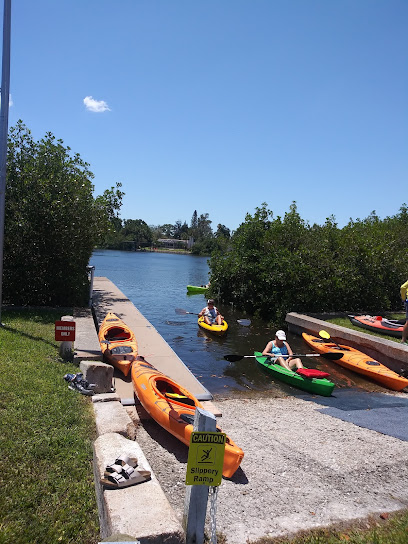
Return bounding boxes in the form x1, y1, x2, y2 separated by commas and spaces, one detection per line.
0, 0, 11, 326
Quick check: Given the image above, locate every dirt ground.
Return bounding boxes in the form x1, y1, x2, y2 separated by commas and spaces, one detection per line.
126, 389, 408, 543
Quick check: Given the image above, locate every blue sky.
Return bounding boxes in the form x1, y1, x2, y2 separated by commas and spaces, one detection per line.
6, 0, 407, 233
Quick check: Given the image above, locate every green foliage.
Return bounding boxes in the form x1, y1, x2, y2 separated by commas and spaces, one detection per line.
209, 202, 408, 324
4, 121, 120, 306
0, 309, 99, 544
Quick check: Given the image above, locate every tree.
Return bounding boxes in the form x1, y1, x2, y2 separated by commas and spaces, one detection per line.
208, 202, 408, 324
3, 120, 119, 306
122, 219, 152, 247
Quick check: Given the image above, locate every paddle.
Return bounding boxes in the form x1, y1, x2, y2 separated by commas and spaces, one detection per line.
175, 308, 251, 326
319, 329, 342, 348
224, 352, 343, 362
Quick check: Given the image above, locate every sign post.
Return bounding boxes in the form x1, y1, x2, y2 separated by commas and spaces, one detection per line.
183, 408, 225, 544
55, 316, 76, 360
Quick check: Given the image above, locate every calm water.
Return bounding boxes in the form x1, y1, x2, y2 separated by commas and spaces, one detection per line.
89, 250, 359, 395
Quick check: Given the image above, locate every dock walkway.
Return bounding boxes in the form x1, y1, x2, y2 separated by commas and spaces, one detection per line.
74, 276, 219, 414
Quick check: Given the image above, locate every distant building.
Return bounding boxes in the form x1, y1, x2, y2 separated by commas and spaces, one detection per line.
158, 237, 194, 249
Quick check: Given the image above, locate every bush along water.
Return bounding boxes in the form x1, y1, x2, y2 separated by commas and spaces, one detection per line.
208, 202, 408, 324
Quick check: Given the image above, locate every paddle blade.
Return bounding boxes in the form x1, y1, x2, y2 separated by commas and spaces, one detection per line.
224, 354, 244, 362
237, 319, 251, 327
323, 352, 343, 360
175, 308, 187, 315
319, 329, 331, 340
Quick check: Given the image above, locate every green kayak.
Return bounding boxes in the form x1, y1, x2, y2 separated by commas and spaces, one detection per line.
186, 285, 208, 294
254, 352, 335, 397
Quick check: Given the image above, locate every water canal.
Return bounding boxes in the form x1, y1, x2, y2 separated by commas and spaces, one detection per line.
90, 250, 377, 396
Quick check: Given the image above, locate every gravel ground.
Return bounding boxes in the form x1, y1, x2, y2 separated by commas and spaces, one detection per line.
126, 391, 408, 543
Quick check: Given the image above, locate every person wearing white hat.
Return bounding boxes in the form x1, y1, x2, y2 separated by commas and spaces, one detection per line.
262, 330, 303, 370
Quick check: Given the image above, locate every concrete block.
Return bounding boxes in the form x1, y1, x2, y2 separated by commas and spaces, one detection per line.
80, 361, 114, 394
93, 433, 184, 544
94, 401, 136, 440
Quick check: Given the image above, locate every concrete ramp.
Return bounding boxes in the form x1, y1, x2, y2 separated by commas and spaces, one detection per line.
91, 277, 216, 407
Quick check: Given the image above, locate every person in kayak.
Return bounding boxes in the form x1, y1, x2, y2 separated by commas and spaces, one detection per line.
401, 279, 408, 345
199, 299, 224, 326
262, 330, 304, 370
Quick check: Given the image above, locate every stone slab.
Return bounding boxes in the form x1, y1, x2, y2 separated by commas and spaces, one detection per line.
93, 433, 184, 543
94, 401, 136, 440
80, 360, 115, 394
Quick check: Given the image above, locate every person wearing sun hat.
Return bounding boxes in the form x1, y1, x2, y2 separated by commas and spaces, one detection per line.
262, 329, 304, 370
198, 299, 224, 326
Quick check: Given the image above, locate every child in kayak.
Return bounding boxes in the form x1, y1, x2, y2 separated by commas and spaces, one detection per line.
262, 330, 304, 371
199, 299, 224, 326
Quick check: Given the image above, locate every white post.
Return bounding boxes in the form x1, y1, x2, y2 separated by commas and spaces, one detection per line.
59, 315, 74, 360
0, 0, 11, 326
183, 407, 217, 544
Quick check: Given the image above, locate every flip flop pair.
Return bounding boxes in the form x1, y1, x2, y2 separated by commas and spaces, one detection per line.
101, 454, 151, 489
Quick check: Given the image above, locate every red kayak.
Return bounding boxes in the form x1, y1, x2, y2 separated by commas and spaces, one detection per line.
348, 314, 405, 338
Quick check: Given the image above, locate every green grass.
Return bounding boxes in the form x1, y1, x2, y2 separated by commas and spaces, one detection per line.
325, 314, 405, 343
248, 510, 408, 543
0, 309, 99, 544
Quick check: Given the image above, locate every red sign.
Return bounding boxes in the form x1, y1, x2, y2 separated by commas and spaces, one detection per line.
55, 321, 76, 341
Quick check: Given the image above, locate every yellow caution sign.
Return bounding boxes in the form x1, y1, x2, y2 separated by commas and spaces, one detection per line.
185, 432, 226, 486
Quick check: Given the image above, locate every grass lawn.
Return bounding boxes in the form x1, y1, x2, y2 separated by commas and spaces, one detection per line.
0, 309, 99, 544
250, 510, 408, 544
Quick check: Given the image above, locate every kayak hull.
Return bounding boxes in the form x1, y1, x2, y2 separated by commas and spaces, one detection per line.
187, 285, 208, 294
302, 333, 408, 391
348, 314, 404, 338
98, 312, 138, 377
131, 356, 244, 478
254, 352, 335, 397
198, 316, 228, 335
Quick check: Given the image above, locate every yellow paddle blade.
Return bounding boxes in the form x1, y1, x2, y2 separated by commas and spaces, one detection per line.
319, 330, 331, 339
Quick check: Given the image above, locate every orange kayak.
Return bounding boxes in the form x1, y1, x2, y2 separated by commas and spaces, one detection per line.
98, 312, 138, 377
131, 356, 244, 478
302, 332, 408, 392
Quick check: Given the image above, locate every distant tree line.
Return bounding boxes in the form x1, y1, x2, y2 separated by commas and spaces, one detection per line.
99, 209, 232, 255
4, 121, 406, 320
207, 202, 408, 324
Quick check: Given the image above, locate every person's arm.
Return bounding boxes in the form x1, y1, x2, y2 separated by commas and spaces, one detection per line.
262, 341, 273, 356
198, 307, 206, 317
284, 341, 293, 361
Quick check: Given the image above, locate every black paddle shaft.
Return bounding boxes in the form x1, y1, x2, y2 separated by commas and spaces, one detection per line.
224, 352, 342, 362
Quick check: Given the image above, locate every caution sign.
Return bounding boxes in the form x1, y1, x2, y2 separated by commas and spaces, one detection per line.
185, 432, 226, 486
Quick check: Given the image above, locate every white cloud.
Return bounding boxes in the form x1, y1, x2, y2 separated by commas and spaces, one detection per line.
83, 95, 110, 113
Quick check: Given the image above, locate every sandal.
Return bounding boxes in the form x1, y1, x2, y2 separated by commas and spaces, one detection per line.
107, 453, 138, 471
101, 470, 151, 489
105, 463, 135, 478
